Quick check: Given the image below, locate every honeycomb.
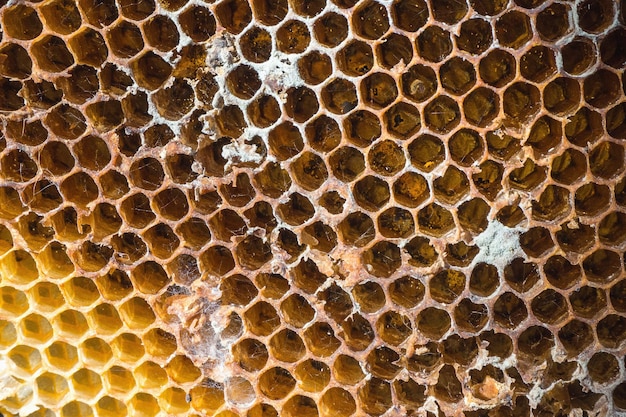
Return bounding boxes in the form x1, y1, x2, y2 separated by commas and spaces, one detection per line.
0, 0, 625, 415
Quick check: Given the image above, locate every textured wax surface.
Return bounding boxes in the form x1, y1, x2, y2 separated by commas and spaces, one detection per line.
0, 0, 626, 416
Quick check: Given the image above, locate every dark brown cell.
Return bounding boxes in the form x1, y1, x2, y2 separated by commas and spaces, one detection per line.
292, 0, 325, 17
358, 379, 392, 416
343, 110, 381, 147
377, 33, 413, 70
291, 152, 328, 191
600, 28, 626, 69
504, 258, 540, 293
294, 360, 330, 392
424, 95, 461, 133
118, 0, 154, 20
430, 0, 468, 24
458, 198, 490, 234
607, 102, 626, 139
143, 15, 179, 52
493, 292, 527, 329
361, 72, 398, 109
179, 6, 216, 42
417, 25, 452, 62
531, 289, 568, 324
129, 158, 164, 191
143, 223, 180, 259
441, 57, 476, 95
302, 221, 337, 253
233, 338, 268, 372
418, 203, 454, 237
22, 80, 62, 109
434, 165, 469, 205
569, 286, 607, 320
597, 314, 626, 349
588, 352, 620, 384
392, 0, 428, 32
1, 150, 38, 182
353, 175, 390, 211
2, 5, 42, 40
337, 40, 374, 77
215, 0, 252, 34
276, 193, 315, 226
248, 95, 280, 128
259, 367, 295, 400
305, 116, 341, 152
449, 129, 484, 166
313, 12, 348, 47
393, 171, 429, 209
215, 105, 246, 138
298, 52, 332, 85
456, 18, 492, 55
303, 322, 340, 356
548, 149, 586, 188
0, 79, 22, 111
479, 49, 516, 88
590, 141, 624, 179
285, 87, 319, 123
240, 27, 272, 63
352, 281, 385, 313
520, 227, 554, 258
584, 249, 622, 283
73, 136, 111, 172
555, 222, 595, 254
565, 107, 603, 146
520, 46, 557, 83
330, 146, 366, 183
561, 38, 596, 75
470, 0, 507, 15
362, 241, 401, 278
401, 64, 438, 103
531, 185, 570, 222
31, 36, 74, 73
495, 11, 532, 49
267, 122, 304, 160
338, 212, 376, 247
518, 326, 554, 361
251, 0, 287, 26
276, 20, 310, 54
41, 0, 82, 34
455, 299, 488, 332
255, 162, 291, 198
543, 77, 581, 116
575, 183, 610, 217
368, 140, 405, 176
579, 0, 615, 33
321, 78, 358, 114
353, 0, 390, 40
611, 280, 626, 312
60, 173, 99, 207
503, 82, 541, 124
366, 346, 401, 379
430, 269, 466, 304
472, 160, 503, 201
388, 275, 424, 309
469, 262, 499, 297
536, 3, 571, 42
377, 207, 414, 238
558, 319, 594, 356
269, 329, 306, 363
130, 52, 172, 90
408, 134, 445, 172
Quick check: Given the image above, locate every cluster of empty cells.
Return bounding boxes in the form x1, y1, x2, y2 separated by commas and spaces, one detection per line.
0, 0, 626, 415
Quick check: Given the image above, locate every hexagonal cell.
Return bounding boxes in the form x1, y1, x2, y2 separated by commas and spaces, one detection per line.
377, 311, 412, 346
598, 210, 626, 247
267, 328, 305, 363
360, 72, 398, 110
71, 368, 102, 399
87, 303, 123, 336
417, 25, 452, 63
362, 241, 401, 278
53, 309, 89, 339
96, 396, 127, 417
2, 149, 39, 183
142, 328, 176, 360
0, 319, 17, 350
290, 151, 328, 191
518, 325, 554, 362
215, 0, 252, 34
152, 79, 195, 121
0, 78, 23, 111
164, 355, 201, 385
0, 43, 32, 80
601, 28, 626, 70
128, 393, 160, 417
79, 337, 113, 369
143, 223, 180, 259
267, 122, 304, 160
2, 4, 43, 40
243, 301, 280, 337
118, 297, 155, 330
597, 314, 626, 349
558, 319, 594, 357
200, 245, 235, 277
536, 3, 571, 42
0, 286, 29, 318
417, 203, 454, 237
542, 256, 581, 293
239, 26, 272, 63
441, 57, 476, 95
352, 0, 389, 40
44, 341, 78, 373
401, 64, 438, 104
321, 78, 358, 115
366, 346, 401, 380
456, 18, 492, 55
520, 46, 557, 83
111, 332, 145, 363
454, 298, 488, 332
276, 20, 310, 54
583, 249, 622, 283
424, 95, 461, 133
19, 313, 53, 344
561, 38, 596, 75
258, 367, 296, 401
526, 116, 563, 156
9, 345, 42, 375
495, 11, 532, 49
359, 378, 392, 415
588, 352, 620, 385
36, 372, 69, 405
343, 110, 381, 147
583, 69, 620, 110
189, 379, 224, 414
130, 52, 172, 91
607, 102, 626, 139
377, 33, 413, 71
430, 269, 466, 304
531, 185, 570, 222
417, 307, 451, 339
578, 0, 614, 33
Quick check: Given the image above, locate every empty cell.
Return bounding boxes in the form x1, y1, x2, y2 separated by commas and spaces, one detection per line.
130, 52, 172, 90
285, 86, 319, 123
215, 0, 252, 34
392, 0, 428, 31
479, 49, 516, 88
518, 325, 554, 361
78, 0, 118, 27
276, 20, 310, 54
584, 69, 621, 109
240, 27, 272, 63
600, 28, 626, 69
2, 5, 42, 40
578, 0, 615, 34
368, 140, 405, 176
588, 352, 620, 384
456, 18, 492, 55
402, 64, 438, 103
561, 38, 596, 75
376, 311, 412, 345
417, 203, 454, 237
536, 3, 571, 42
521, 46, 557, 83
590, 142, 624, 179
344, 110, 381, 147
424, 95, 461, 133
377, 33, 413, 70
430, 269, 466, 304
319, 388, 355, 417
268, 122, 304, 160
495, 11, 532, 49
417, 307, 451, 339
353, 0, 389, 40
596, 314, 626, 349
454, 298, 488, 332
269, 329, 306, 363
179, 5, 216, 42
152, 79, 194, 120
531, 185, 570, 222
40, 0, 82, 34
504, 258, 540, 293
259, 367, 296, 400
277, 193, 315, 225
321, 78, 358, 114
607, 102, 626, 139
